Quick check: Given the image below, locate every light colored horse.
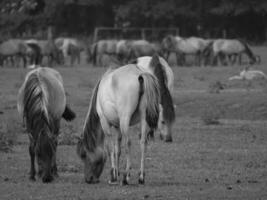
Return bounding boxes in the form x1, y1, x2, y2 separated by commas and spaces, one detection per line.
136, 56, 175, 142
92, 39, 118, 66
55, 37, 84, 65
77, 55, 162, 185
162, 35, 211, 66
26, 39, 62, 67
17, 67, 76, 182
116, 40, 161, 64
0, 39, 30, 67
205, 39, 258, 66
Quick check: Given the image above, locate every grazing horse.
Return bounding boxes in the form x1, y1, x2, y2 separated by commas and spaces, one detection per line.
27, 39, 62, 67
77, 55, 161, 185
205, 39, 258, 66
116, 40, 161, 64
136, 56, 175, 142
0, 39, 29, 67
55, 37, 84, 65
25, 42, 42, 67
17, 67, 76, 182
92, 40, 118, 66
162, 35, 211, 66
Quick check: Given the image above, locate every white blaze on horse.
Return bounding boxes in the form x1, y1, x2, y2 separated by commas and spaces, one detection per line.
136, 56, 175, 142
77, 55, 167, 185
17, 67, 76, 183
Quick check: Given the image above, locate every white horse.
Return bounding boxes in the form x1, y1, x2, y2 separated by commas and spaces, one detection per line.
136, 56, 175, 142
162, 35, 211, 66
77, 55, 162, 185
17, 67, 76, 182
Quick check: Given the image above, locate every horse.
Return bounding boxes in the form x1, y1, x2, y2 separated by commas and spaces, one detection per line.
204, 39, 259, 66
135, 56, 175, 142
77, 55, 162, 185
55, 37, 84, 65
92, 40, 118, 66
27, 39, 62, 67
162, 35, 211, 66
25, 42, 42, 67
0, 39, 29, 67
17, 67, 76, 182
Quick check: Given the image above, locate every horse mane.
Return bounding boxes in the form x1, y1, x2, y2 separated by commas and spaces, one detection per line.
22, 71, 59, 159
150, 55, 175, 124
82, 79, 104, 152
23, 72, 50, 136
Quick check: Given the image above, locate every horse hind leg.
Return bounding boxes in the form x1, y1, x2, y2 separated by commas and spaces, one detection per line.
100, 118, 118, 184
138, 115, 148, 184
120, 116, 131, 185
29, 141, 36, 181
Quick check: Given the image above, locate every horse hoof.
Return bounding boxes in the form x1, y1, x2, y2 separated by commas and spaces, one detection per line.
29, 176, 36, 181
138, 177, 145, 185
121, 174, 129, 185
42, 175, 53, 183
108, 180, 119, 185
138, 171, 145, 184
165, 136, 173, 143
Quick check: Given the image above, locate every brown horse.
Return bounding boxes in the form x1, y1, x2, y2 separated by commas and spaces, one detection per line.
17, 67, 76, 182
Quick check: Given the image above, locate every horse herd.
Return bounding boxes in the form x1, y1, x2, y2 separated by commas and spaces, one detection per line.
17, 55, 175, 184
0, 35, 260, 68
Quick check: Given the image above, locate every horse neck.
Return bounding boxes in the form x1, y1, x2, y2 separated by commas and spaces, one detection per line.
83, 80, 104, 152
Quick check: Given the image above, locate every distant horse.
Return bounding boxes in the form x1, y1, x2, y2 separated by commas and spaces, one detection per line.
204, 39, 259, 66
92, 40, 118, 66
136, 56, 175, 142
0, 39, 29, 67
77, 55, 161, 185
27, 39, 62, 67
17, 67, 76, 182
25, 42, 42, 67
55, 37, 84, 65
162, 35, 211, 66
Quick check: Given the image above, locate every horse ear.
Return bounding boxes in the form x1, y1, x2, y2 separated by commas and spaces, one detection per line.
150, 53, 160, 69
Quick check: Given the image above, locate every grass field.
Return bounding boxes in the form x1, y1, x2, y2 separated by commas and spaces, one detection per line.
1, 47, 267, 199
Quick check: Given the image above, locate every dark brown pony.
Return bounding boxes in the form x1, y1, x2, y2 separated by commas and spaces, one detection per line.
17, 67, 75, 182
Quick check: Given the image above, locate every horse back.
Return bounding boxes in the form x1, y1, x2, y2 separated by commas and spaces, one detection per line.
34, 68, 66, 118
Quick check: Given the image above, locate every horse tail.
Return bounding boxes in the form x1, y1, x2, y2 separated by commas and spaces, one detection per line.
92, 43, 98, 65
150, 54, 175, 124
138, 73, 160, 130
240, 40, 256, 64
62, 104, 76, 121
23, 72, 49, 136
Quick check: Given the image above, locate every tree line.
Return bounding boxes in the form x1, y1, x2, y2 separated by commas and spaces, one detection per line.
0, 0, 267, 42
